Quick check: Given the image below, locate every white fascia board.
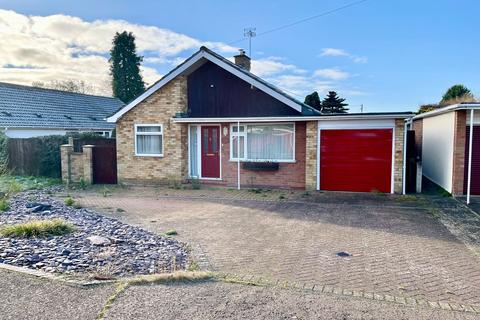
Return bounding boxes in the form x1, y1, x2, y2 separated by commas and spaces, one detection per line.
412, 103, 480, 120
171, 114, 412, 123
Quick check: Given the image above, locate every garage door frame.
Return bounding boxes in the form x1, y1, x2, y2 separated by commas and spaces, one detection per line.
316, 119, 396, 193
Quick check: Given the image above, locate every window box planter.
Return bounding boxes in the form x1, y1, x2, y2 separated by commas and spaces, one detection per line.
242, 162, 280, 171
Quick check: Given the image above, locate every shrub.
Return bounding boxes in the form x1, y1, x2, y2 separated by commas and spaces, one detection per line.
0, 134, 9, 175
0, 198, 9, 212
0, 219, 75, 238
37, 135, 69, 178
64, 197, 75, 206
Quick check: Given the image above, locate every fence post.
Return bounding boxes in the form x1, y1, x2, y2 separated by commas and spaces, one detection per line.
82, 145, 94, 184
60, 142, 74, 186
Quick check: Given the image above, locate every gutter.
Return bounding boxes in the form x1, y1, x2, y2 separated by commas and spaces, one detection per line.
171, 114, 414, 123
412, 103, 480, 120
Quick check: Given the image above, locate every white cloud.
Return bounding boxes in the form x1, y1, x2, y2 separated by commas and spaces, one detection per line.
0, 9, 236, 94
314, 68, 350, 80
320, 48, 349, 57
319, 48, 367, 64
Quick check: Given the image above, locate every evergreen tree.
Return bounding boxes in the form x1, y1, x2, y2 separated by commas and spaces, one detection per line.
440, 84, 474, 105
304, 91, 322, 112
321, 91, 349, 113
109, 31, 145, 103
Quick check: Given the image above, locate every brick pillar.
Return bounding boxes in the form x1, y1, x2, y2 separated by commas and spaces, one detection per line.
82, 145, 94, 184
305, 121, 318, 190
393, 119, 405, 194
60, 143, 74, 185
452, 110, 467, 195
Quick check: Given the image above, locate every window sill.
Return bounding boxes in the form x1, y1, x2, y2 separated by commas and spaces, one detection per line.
229, 159, 296, 164
135, 154, 164, 158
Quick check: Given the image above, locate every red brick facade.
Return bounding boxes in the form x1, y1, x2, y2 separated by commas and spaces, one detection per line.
452, 110, 467, 195
198, 122, 306, 189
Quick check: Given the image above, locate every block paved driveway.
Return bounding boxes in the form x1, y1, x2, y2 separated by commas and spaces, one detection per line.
76, 190, 480, 307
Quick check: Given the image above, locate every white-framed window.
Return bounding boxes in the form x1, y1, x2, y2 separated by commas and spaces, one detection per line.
134, 124, 163, 156
230, 123, 295, 162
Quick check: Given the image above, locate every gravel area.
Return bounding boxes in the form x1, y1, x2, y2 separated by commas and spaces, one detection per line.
0, 188, 188, 277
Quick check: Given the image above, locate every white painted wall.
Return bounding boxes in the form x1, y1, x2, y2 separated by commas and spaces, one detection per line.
422, 111, 455, 192
3, 128, 68, 138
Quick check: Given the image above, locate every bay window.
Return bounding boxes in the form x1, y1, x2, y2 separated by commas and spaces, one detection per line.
135, 124, 163, 156
230, 123, 295, 162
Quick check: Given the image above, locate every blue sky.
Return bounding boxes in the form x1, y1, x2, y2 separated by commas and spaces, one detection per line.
0, 0, 478, 112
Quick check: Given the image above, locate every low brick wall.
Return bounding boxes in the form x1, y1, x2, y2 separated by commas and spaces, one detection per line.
60, 141, 93, 185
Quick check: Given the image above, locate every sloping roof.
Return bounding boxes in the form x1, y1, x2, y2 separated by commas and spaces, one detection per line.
108, 46, 320, 122
412, 103, 480, 120
0, 82, 124, 130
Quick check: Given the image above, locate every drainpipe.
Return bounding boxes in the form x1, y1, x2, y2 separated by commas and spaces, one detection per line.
402, 120, 408, 195
467, 109, 474, 204
237, 121, 241, 190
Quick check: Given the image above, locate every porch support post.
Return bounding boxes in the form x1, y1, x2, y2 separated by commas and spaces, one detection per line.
237, 121, 241, 190
467, 109, 474, 204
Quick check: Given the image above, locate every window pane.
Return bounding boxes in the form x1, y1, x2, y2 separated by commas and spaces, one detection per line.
232, 136, 245, 159
137, 126, 161, 133
189, 126, 198, 176
212, 128, 218, 153
203, 129, 208, 153
137, 135, 162, 154
247, 124, 294, 160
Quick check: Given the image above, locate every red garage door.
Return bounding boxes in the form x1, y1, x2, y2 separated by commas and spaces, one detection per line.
320, 129, 393, 193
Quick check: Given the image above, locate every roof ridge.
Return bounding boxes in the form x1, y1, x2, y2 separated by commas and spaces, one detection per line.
0, 81, 120, 101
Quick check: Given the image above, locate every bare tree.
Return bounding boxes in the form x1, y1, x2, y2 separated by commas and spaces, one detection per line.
32, 80, 97, 95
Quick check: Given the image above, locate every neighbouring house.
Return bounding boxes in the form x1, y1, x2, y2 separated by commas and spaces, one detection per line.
0, 82, 124, 138
412, 102, 480, 200
108, 47, 413, 193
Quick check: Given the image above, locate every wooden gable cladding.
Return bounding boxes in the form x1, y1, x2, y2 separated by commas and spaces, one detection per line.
187, 61, 300, 117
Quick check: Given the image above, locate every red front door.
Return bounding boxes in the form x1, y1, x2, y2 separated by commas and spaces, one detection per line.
201, 126, 220, 178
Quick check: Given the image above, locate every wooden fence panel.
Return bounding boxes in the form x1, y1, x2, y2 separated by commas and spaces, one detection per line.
7, 139, 42, 176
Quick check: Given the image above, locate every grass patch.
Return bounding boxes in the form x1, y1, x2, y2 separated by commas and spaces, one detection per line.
128, 271, 214, 286
165, 229, 178, 236
96, 281, 129, 320
0, 175, 60, 195
0, 219, 75, 238
0, 198, 9, 212
187, 260, 200, 271
64, 197, 75, 206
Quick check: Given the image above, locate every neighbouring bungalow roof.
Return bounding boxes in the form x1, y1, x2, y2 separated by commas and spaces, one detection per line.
0, 82, 124, 131
412, 102, 480, 120
107, 46, 321, 122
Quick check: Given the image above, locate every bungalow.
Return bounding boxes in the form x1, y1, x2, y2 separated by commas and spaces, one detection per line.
0, 82, 124, 138
412, 103, 480, 202
108, 47, 413, 192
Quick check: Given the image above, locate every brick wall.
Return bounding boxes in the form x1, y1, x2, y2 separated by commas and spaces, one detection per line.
412, 119, 423, 160
452, 110, 466, 195
214, 122, 306, 189
305, 121, 318, 190
116, 77, 188, 184
60, 143, 93, 185
393, 119, 405, 194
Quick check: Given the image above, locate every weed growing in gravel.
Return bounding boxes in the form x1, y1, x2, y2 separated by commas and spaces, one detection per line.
187, 260, 200, 271
0, 198, 9, 211
91, 263, 119, 280
427, 208, 442, 219
64, 197, 75, 206
116, 208, 125, 213
278, 194, 286, 200
0, 219, 75, 238
101, 187, 110, 197
129, 271, 214, 285
165, 229, 178, 236
191, 178, 201, 190
79, 178, 88, 190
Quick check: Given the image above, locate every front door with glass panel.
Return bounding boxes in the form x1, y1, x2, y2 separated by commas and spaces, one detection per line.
200, 126, 220, 178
